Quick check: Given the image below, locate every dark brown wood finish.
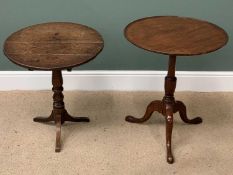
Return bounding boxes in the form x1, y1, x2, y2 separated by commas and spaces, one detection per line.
34, 70, 90, 152
3, 22, 104, 152
4, 22, 104, 70
124, 16, 228, 164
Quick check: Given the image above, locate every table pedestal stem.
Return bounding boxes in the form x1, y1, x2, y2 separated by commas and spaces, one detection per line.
125, 55, 202, 164
33, 70, 90, 152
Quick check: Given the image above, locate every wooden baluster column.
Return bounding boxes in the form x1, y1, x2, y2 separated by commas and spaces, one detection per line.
34, 70, 90, 152
125, 54, 202, 163
52, 70, 64, 152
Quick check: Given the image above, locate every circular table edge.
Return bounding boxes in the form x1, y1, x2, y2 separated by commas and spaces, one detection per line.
3, 22, 105, 71
124, 16, 229, 56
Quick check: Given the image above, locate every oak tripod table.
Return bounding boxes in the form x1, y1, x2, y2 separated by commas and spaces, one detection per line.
124, 16, 228, 163
4, 22, 104, 152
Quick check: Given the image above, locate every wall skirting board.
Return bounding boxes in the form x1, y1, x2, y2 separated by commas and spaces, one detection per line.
0, 71, 233, 92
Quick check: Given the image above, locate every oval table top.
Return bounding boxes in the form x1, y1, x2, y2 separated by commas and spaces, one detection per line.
125, 16, 228, 56
4, 22, 104, 70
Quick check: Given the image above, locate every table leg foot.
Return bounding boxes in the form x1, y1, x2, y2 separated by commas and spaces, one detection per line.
33, 113, 53, 123
166, 104, 174, 164
167, 155, 174, 164
125, 100, 163, 123
175, 101, 202, 124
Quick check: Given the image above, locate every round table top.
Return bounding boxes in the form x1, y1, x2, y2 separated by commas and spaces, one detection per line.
125, 16, 228, 56
4, 22, 104, 70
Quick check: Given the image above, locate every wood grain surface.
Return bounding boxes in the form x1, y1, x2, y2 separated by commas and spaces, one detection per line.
125, 16, 228, 56
4, 22, 104, 70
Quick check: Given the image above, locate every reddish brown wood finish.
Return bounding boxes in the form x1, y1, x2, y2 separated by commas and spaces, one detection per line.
125, 16, 228, 164
125, 16, 228, 56
3, 22, 104, 152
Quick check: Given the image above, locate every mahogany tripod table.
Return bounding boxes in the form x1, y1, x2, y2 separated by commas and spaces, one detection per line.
4, 22, 104, 152
124, 16, 228, 163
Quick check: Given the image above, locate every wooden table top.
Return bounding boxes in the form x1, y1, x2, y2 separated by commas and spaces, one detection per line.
125, 16, 228, 56
4, 22, 104, 70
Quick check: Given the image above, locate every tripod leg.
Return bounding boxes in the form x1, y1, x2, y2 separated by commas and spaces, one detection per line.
125, 100, 163, 123
165, 104, 174, 164
175, 101, 202, 124
54, 112, 62, 152
33, 113, 54, 123
64, 111, 90, 123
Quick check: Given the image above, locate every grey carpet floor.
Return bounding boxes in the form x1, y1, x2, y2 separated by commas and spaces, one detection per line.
0, 91, 232, 175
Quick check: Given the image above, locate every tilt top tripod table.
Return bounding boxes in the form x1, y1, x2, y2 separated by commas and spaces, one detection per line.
4, 22, 104, 152
124, 16, 228, 163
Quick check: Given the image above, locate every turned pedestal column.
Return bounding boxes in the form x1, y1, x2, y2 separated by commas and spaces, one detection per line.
33, 70, 90, 152
126, 55, 202, 163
